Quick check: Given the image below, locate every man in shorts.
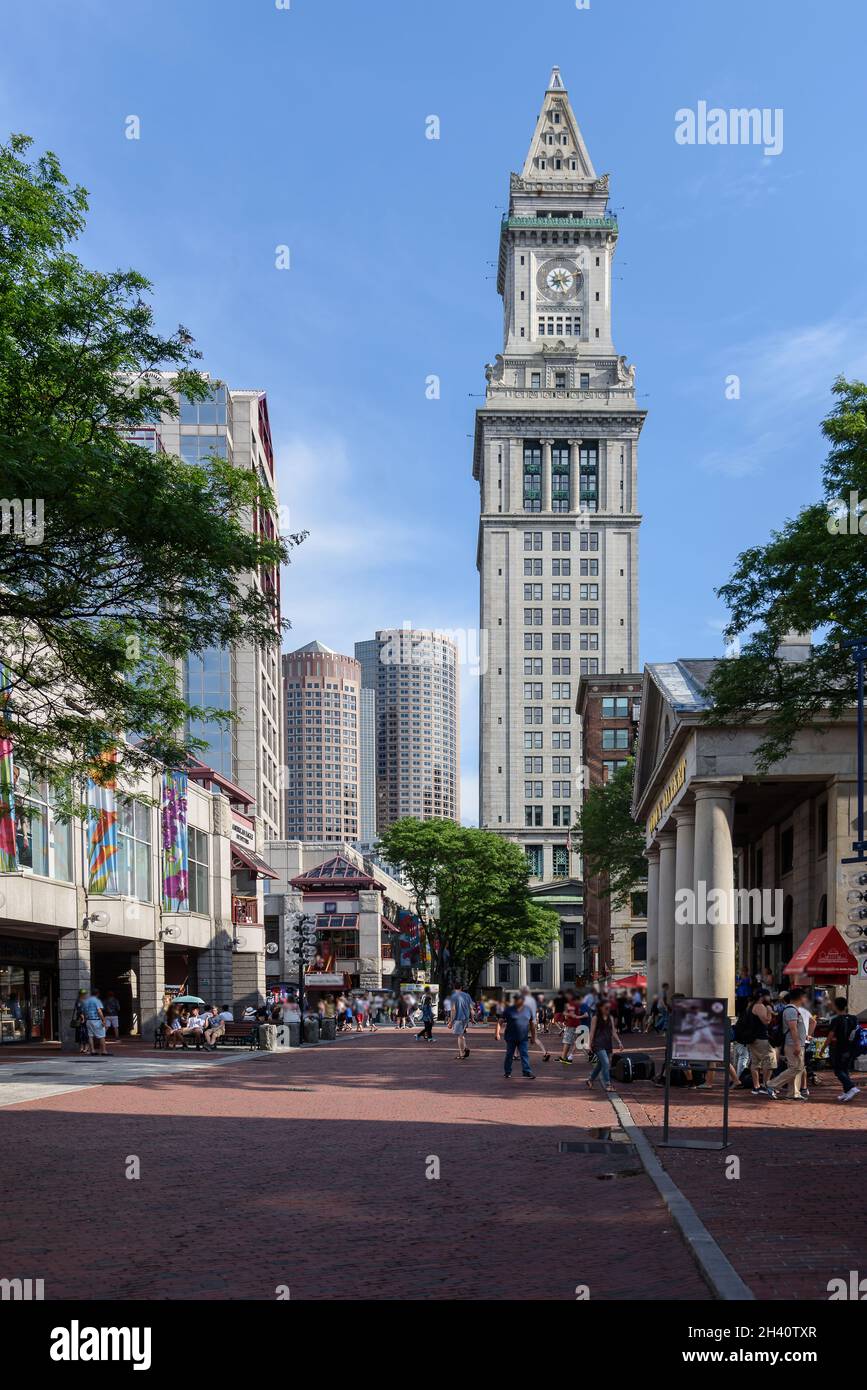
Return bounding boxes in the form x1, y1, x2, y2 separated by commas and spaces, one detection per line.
520, 986, 551, 1063
449, 985, 473, 1059
82, 988, 108, 1057
558, 989, 583, 1065
102, 991, 121, 1040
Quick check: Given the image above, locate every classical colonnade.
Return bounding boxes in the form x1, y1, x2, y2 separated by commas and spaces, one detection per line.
644, 779, 738, 1013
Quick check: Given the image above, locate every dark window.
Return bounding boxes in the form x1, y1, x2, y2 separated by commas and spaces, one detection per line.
529, 962, 543, 984
817, 802, 828, 855
781, 826, 794, 875
631, 932, 647, 963
630, 891, 648, 918
562, 928, 576, 951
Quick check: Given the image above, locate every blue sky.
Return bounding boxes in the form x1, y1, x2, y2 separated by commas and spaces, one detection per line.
5, 0, 867, 821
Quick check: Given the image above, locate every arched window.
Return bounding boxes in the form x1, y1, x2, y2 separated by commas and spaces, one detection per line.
815, 894, 828, 929
631, 932, 647, 963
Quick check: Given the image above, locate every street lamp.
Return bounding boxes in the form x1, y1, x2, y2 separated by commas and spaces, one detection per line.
842, 640, 867, 951
288, 913, 318, 1045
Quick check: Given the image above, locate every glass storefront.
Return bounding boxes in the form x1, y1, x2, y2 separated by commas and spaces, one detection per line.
0, 939, 59, 1044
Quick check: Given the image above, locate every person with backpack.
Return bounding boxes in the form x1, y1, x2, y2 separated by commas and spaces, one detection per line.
766, 986, 809, 1101
736, 989, 777, 1096
415, 992, 435, 1043
828, 996, 862, 1102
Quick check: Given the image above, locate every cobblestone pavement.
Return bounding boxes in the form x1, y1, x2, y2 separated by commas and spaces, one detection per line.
0, 1026, 709, 1301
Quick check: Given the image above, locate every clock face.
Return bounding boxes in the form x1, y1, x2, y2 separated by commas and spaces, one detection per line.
546, 267, 574, 294
537, 259, 581, 299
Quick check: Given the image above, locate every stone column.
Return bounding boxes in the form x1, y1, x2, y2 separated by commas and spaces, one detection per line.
549, 929, 561, 990
541, 441, 552, 512
692, 781, 738, 1012
656, 829, 677, 1001
138, 939, 166, 1043
568, 439, 582, 512
517, 954, 528, 988
645, 845, 660, 1001
483, 957, 496, 988
59, 923, 91, 1053
673, 807, 696, 996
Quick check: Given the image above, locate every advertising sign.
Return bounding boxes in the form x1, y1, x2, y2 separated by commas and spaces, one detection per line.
670, 996, 727, 1064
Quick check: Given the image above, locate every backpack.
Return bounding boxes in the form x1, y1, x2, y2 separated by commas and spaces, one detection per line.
734, 1006, 760, 1044
848, 1021, 867, 1056
768, 1007, 791, 1048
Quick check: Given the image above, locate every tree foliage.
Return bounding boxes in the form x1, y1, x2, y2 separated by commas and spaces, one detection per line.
571, 759, 645, 909
376, 818, 560, 989
701, 377, 867, 769
0, 134, 305, 795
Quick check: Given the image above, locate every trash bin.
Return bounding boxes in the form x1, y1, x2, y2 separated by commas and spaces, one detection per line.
303, 1017, 320, 1044
320, 1018, 336, 1041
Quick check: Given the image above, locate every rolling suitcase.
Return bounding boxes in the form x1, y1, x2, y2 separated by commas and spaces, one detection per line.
614, 1052, 654, 1083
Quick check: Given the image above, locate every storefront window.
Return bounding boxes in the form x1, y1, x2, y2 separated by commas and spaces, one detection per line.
188, 826, 209, 913
14, 776, 72, 881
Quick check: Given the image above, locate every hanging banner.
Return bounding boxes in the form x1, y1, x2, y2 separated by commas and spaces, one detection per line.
0, 665, 16, 872
398, 908, 421, 970
87, 750, 119, 894
161, 769, 189, 912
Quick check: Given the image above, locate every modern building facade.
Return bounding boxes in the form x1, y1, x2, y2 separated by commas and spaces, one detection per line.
0, 759, 272, 1048
150, 375, 285, 842
358, 686, 377, 843
475, 67, 644, 894
355, 630, 460, 832
632, 641, 867, 1014
282, 643, 361, 844
577, 674, 646, 978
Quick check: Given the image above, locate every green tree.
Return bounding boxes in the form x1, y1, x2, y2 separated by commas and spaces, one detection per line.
701, 377, 867, 770
0, 135, 304, 795
377, 818, 559, 993
571, 759, 645, 909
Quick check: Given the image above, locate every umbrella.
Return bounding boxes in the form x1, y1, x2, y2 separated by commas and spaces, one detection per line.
611, 974, 646, 989
171, 995, 205, 1005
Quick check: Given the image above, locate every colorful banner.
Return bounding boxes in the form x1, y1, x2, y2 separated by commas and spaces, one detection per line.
398, 908, 421, 970
0, 665, 16, 872
161, 770, 189, 912
87, 751, 119, 894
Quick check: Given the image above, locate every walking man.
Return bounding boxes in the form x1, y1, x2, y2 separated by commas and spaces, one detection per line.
82, 987, 108, 1058
767, 986, 809, 1102
503, 993, 535, 1080
520, 986, 551, 1063
558, 990, 583, 1065
449, 982, 473, 1059
828, 995, 861, 1102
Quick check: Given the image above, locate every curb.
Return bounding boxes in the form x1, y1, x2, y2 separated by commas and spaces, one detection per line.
608, 1091, 754, 1302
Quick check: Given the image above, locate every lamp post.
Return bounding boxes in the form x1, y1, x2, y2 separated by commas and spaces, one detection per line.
289, 913, 318, 1045
842, 641, 867, 956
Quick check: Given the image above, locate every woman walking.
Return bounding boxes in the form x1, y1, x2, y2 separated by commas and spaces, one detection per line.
586, 999, 622, 1092
415, 992, 435, 1042
71, 989, 89, 1054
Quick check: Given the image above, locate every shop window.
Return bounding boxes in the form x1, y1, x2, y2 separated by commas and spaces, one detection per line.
188, 826, 209, 914
117, 798, 152, 902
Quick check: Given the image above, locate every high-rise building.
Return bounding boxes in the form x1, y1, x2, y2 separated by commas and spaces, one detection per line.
355, 630, 460, 831
282, 642, 361, 843
358, 686, 377, 843
475, 67, 644, 893
151, 375, 285, 840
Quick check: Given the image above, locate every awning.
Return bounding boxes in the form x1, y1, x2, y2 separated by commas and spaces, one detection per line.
381, 917, 400, 934
784, 925, 858, 978
231, 846, 279, 879
612, 974, 647, 989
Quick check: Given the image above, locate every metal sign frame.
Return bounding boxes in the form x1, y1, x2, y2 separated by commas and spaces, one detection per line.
660, 999, 731, 1151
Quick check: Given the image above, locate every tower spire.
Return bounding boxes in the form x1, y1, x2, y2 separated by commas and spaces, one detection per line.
520, 66, 596, 181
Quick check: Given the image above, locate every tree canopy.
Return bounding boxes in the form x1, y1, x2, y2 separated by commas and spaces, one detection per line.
376, 818, 560, 989
701, 377, 867, 769
571, 758, 645, 909
0, 134, 304, 796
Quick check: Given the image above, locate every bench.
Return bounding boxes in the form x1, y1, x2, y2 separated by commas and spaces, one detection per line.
218, 1022, 258, 1050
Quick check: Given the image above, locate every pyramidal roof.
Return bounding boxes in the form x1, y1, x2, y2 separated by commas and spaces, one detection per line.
294, 640, 336, 655
520, 67, 596, 181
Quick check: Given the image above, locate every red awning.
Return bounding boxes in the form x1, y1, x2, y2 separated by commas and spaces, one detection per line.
612, 974, 647, 989
783, 925, 858, 978
231, 845, 279, 879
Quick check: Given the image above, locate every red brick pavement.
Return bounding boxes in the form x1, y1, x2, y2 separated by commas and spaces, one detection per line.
615, 1042, 867, 1303
0, 1026, 709, 1301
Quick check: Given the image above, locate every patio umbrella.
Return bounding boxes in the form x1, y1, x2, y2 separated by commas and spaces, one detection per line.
171, 995, 205, 1005
611, 974, 647, 989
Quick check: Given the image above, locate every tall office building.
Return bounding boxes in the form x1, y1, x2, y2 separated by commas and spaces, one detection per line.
283, 643, 361, 843
355, 630, 460, 831
152, 375, 285, 840
358, 686, 377, 843
475, 68, 644, 896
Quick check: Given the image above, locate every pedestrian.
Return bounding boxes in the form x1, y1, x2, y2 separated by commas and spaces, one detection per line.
827, 996, 862, 1102
551, 991, 566, 1038
70, 988, 89, 1054
797, 995, 819, 1094
395, 993, 408, 1029
632, 988, 646, 1030
585, 999, 621, 1093
494, 998, 505, 1041
449, 983, 473, 1060
735, 969, 752, 1017
415, 991, 435, 1042
740, 989, 777, 1096
82, 987, 108, 1057
443, 993, 453, 1027
503, 993, 535, 1080
102, 991, 121, 1041
766, 986, 809, 1102
558, 989, 582, 1065
521, 986, 551, 1063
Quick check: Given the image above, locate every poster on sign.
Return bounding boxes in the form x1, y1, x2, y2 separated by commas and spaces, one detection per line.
670, 997, 727, 1064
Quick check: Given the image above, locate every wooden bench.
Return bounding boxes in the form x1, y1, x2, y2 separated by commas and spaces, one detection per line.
218, 1021, 258, 1049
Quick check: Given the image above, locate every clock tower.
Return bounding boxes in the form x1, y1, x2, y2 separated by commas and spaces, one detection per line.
473, 68, 645, 987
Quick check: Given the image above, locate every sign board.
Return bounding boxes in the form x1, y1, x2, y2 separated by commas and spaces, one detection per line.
359, 973, 380, 989
670, 997, 727, 1064
304, 972, 344, 987
230, 813, 256, 849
